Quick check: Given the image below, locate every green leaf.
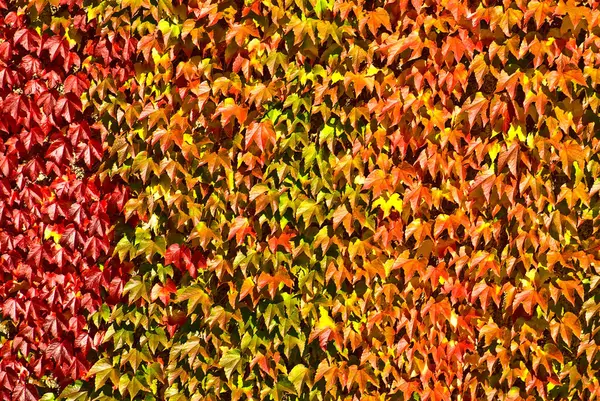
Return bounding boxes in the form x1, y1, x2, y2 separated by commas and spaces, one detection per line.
289, 364, 310, 394
314, 0, 332, 18
88, 359, 119, 391
123, 277, 150, 303
176, 285, 211, 315
58, 381, 88, 401
128, 376, 148, 400
114, 236, 135, 262
296, 199, 317, 224
219, 348, 243, 379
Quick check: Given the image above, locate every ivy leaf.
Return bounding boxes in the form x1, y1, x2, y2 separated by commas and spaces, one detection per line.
498, 142, 519, 176
219, 349, 243, 379
88, 359, 119, 390
289, 364, 310, 395
245, 121, 276, 152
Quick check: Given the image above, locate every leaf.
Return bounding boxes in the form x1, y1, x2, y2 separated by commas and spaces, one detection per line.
332, 204, 351, 232
562, 312, 582, 338
150, 278, 177, 305
463, 93, 488, 126
43, 36, 69, 61
88, 359, 119, 390
289, 364, 310, 395
497, 142, 519, 176
13, 384, 38, 401
64, 73, 89, 96
245, 121, 276, 152
469, 169, 496, 202
296, 199, 317, 224
215, 98, 248, 125
363, 8, 392, 36
228, 216, 250, 244
176, 285, 211, 315
46, 341, 73, 365
13, 28, 41, 51
443, 35, 467, 63
313, 0, 332, 18
219, 349, 243, 379
55, 94, 82, 123
165, 243, 193, 272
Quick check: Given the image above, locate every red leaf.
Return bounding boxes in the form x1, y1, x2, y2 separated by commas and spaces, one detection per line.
150, 278, 177, 305
2, 298, 20, 320
46, 341, 73, 365
12, 384, 38, 401
463, 94, 488, 126
55, 93, 82, 122
84, 236, 110, 260
13, 28, 41, 51
165, 243, 192, 272
45, 139, 71, 165
77, 139, 103, 168
43, 36, 69, 62
64, 73, 90, 96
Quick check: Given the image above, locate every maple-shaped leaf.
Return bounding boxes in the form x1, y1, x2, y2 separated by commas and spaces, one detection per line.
77, 139, 104, 168
496, 70, 522, 98
361, 8, 392, 36
12, 384, 37, 401
559, 140, 587, 176
332, 204, 352, 232
289, 364, 311, 395
3, 92, 28, 117
463, 93, 488, 126
525, 1, 556, 29
443, 35, 467, 63
308, 307, 342, 351
239, 277, 255, 302
165, 243, 193, 272
225, 23, 260, 46
469, 169, 496, 202
546, 67, 587, 97
228, 216, 252, 245
43, 36, 69, 62
257, 267, 294, 298
27, 242, 45, 266
2, 298, 20, 320
61, 225, 83, 249
498, 8, 523, 36
380, 31, 421, 65
151, 278, 177, 305
247, 83, 278, 108
344, 72, 375, 98
219, 349, 243, 380
215, 98, 248, 126
46, 341, 74, 365
13, 28, 41, 51
245, 120, 276, 152
498, 142, 519, 176
346, 365, 378, 393
20, 127, 46, 151
82, 236, 107, 260
55, 93, 82, 123
267, 232, 296, 253
64, 73, 90, 96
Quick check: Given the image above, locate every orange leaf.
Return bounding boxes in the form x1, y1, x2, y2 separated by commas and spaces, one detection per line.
245, 121, 276, 152
498, 142, 519, 176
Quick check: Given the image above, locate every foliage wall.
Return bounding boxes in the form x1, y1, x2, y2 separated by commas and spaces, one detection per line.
2, 0, 600, 400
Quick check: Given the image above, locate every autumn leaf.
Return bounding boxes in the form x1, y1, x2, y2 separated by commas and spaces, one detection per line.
245, 120, 276, 151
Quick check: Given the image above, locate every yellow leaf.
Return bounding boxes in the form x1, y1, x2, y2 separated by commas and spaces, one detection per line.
317, 306, 335, 330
